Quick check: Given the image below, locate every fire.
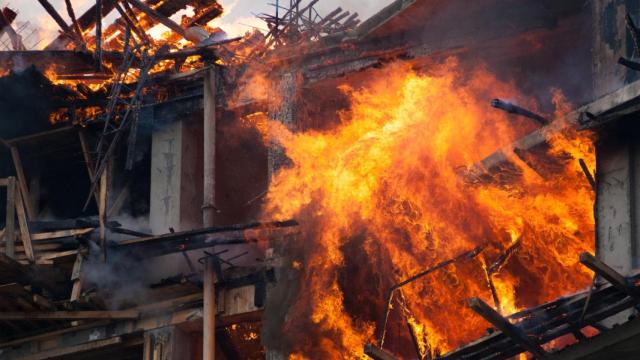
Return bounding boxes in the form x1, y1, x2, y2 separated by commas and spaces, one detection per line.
261, 61, 595, 357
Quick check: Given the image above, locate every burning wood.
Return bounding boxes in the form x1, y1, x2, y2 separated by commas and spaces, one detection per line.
491, 98, 550, 125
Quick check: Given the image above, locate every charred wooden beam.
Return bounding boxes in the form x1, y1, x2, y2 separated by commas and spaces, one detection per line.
491, 99, 549, 126
65, 0, 84, 42
45, 0, 119, 50
626, 13, 640, 58
579, 252, 640, 302
0, 310, 139, 320
114, 3, 149, 44
37, 0, 72, 34
127, 0, 189, 40
364, 344, 398, 360
95, 0, 103, 70
468, 297, 547, 359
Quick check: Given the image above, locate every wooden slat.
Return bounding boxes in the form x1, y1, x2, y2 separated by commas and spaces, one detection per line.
15, 188, 34, 262
5, 176, 16, 258
0, 310, 139, 320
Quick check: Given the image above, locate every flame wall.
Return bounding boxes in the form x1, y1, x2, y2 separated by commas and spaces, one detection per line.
260, 60, 595, 358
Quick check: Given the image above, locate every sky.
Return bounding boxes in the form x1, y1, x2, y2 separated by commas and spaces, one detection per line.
13, 0, 392, 49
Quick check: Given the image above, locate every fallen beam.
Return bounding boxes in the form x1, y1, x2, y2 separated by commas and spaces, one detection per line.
468, 297, 547, 359
364, 344, 398, 360
0, 310, 139, 320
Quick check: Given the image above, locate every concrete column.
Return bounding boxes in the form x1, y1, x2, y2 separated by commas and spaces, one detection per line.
203, 258, 216, 360
592, 1, 640, 98
268, 70, 302, 179
596, 134, 635, 274
150, 121, 183, 234
203, 67, 217, 228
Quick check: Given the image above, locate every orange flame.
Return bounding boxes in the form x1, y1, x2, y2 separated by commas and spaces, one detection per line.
261, 61, 594, 357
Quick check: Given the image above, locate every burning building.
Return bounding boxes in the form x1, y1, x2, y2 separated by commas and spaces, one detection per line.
0, 0, 638, 359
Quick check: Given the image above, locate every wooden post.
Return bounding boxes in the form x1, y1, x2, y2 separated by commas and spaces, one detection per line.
9, 146, 34, 219
203, 257, 216, 360
203, 67, 217, 228
95, 0, 102, 70
468, 297, 547, 359
70, 248, 85, 302
14, 188, 34, 263
99, 170, 107, 262
5, 177, 16, 259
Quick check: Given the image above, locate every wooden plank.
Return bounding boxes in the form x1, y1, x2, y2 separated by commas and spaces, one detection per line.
468, 297, 548, 359
37, 250, 78, 262
364, 344, 398, 360
10, 146, 34, 219
18, 336, 122, 360
204, 257, 216, 360
5, 176, 16, 258
31, 228, 94, 241
136, 293, 202, 314
0, 310, 139, 320
5, 126, 76, 146
580, 252, 640, 302
15, 188, 34, 262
